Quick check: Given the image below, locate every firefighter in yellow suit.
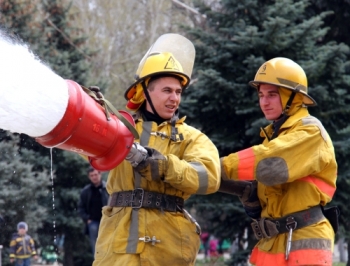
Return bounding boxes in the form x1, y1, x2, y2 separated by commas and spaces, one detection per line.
93, 34, 220, 266
220, 58, 337, 266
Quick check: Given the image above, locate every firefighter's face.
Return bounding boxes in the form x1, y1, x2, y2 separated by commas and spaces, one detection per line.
258, 84, 283, 121
145, 77, 182, 120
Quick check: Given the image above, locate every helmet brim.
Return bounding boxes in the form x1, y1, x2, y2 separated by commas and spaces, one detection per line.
249, 80, 317, 106
124, 72, 190, 101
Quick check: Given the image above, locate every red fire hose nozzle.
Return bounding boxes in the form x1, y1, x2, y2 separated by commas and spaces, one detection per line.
35, 80, 136, 171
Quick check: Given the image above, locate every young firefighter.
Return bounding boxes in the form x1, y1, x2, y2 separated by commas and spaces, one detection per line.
92, 34, 220, 265
220, 58, 337, 266
9, 222, 38, 266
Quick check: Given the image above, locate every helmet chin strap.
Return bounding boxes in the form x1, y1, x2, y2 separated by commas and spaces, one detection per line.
141, 81, 159, 117
141, 80, 182, 142
282, 89, 298, 115
270, 87, 300, 140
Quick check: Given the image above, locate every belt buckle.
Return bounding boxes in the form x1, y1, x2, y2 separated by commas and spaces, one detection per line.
285, 216, 297, 260
251, 220, 263, 240
131, 188, 144, 209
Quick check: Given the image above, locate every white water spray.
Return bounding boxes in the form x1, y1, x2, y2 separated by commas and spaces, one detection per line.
0, 32, 69, 137
0, 31, 65, 259
0, 30, 135, 171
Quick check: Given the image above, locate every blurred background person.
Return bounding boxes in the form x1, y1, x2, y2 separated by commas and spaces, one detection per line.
9, 221, 38, 266
78, 167, 108, 256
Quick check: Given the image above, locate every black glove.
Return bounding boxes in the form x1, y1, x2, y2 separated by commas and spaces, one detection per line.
134, 147, 168, 182
239, 180, 261, 219
125, 143, 168, 181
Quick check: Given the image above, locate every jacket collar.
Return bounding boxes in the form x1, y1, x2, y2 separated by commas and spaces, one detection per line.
260, 108, 310, 138
133, 110, 186, 125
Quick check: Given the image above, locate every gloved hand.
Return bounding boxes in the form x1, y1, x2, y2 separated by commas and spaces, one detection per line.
239, 180, 262, 219
134, 147, 168, 181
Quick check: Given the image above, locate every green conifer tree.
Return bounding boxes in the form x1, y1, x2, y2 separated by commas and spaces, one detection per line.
0, 133, 51, 265
0, 1, 52, 263
1, 0, 96, 265
0, 0, 40, 44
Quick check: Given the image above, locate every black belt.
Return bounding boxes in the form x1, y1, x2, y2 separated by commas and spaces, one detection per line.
108, 189, 184, 212
251, 205, 325, 240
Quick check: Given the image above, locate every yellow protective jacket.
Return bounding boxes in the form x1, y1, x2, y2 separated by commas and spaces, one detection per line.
9, 233, 37, 259
94, 112, 220, 266
221, 108, 337, 266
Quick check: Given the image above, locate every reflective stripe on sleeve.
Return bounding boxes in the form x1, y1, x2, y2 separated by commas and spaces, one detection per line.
189, 162, 208, 194
237, 148, 255, 181
299, 176, 336, 198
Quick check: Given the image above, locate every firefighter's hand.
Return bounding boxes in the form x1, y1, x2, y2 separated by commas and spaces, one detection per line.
239, 180, 262, 219
125, 142, 148, 167
134, 147, 168, 182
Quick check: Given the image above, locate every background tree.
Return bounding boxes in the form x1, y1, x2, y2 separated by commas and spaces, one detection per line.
182, 0, 350, 264
0, 0, 40, 45
68, 0, 197, 108
1, 0, 96, 265
308, 0, 350, 45
0, 133, 51, 265
308, 2, 350, 264
0, 0, 51, 264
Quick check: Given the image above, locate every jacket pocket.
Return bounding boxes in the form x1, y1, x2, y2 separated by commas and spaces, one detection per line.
94, 206, 124, 261
144, 210, 200, 264
177, 215, 201, 263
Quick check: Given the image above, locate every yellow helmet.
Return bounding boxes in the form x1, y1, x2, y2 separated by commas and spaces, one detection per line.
249, 57, 317, 106
124, 52, 190, 105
